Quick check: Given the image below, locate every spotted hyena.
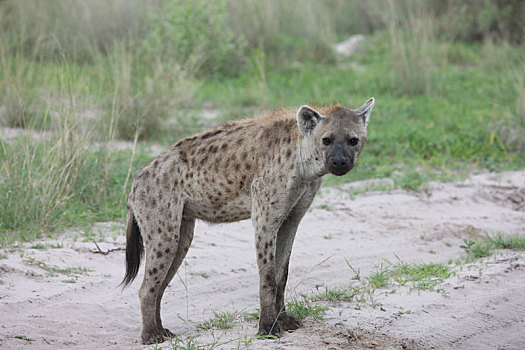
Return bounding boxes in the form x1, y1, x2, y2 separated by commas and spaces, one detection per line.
121, 98, 375, 344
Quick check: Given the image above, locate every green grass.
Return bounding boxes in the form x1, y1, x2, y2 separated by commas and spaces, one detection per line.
198, 41, 525, 188
29, 243, 63, 250
1, 1, 524, 244
0, 137, 152, 244
460, 234, 525, 262
285, 298, 329, 321
23, 257, 89, 277
196, 311, 238, 331
310, 259, 453, 310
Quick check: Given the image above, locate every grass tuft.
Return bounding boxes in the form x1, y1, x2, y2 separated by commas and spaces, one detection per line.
460, 233, 525, 262
197, 311, 238, 331
285, 297, 329, 321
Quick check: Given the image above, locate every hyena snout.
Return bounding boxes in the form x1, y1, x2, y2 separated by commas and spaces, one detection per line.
328, 153, 353, 176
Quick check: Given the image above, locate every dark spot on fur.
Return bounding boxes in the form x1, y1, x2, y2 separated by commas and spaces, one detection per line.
200, 156, 208, 165
258, 253, 263, 259
245, 164, 252, 170
165, 248, 171, 254
286, 149, 292, 158
158, 228, 162, 234
150, 288, 155, 293
159, 264, 164, 269
221, 143, 228, 150
266, 274, 272, 281
157, 251, 163, 259
148, 270, 153, 276
201, 130, 223, 139
152, 268, 158, 274
263, 258, 267, 264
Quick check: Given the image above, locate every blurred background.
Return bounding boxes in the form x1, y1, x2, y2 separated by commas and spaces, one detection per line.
1, 0, 524, 242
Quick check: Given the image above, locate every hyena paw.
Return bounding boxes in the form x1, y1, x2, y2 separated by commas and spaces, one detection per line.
279, 313, 303, 331
257, 321, 281, 338
142, 329, 170, 345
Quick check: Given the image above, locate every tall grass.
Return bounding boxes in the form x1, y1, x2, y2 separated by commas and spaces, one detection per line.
1, 0, 524, 244
228, 0, 337, 65
0, 0, 160, 63
385, 0, 448, 96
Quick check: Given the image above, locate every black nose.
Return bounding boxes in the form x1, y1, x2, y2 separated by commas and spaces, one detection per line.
331, 156, 347, 168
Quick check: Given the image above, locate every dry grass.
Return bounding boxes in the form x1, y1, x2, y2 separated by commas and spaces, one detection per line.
385, 0, 448, 96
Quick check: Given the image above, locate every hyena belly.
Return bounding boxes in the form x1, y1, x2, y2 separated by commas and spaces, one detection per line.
183, 195, 252, 223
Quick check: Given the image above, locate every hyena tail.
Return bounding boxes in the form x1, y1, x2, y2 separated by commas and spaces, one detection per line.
120, 208, 144, 288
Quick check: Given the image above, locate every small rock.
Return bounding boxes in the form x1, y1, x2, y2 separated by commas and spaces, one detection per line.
333, 34, 366, 57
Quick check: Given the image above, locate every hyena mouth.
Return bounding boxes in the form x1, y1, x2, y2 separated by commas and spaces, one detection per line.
329, 164, 353, 176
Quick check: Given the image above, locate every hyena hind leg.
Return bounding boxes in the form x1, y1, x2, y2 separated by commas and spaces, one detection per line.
154, 216, 195, 337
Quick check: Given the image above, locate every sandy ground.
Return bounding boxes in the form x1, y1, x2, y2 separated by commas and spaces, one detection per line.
1, 170, 524, 350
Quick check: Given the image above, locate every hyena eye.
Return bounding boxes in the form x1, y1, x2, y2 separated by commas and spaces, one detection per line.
322, 137, 332, 146
348, 137, 359, 146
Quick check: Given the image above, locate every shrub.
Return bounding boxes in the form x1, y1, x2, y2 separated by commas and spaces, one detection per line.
143, 0, 246, 77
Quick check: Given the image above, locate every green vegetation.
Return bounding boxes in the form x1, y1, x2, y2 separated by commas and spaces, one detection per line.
196, 311, 238, 331
460, 233, 525, 261
285, 298, 329, 320
310, 259, 452, 311
1, 1, 524, 243
23, 257, 89, 277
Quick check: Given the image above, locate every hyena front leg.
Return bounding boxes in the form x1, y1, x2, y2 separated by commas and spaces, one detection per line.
275, 180, 321, 331
251, 182, 298, 337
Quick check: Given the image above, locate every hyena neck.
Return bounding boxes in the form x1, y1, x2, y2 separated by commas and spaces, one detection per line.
296, 138, 327, 183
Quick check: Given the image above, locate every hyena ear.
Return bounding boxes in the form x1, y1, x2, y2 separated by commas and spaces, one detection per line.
297, 105, 323, 136
356, 97, 374, 127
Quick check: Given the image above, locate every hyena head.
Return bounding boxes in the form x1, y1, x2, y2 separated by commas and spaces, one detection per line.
296, 97, 374, 176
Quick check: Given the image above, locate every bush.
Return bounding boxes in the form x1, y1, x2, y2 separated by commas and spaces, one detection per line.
433, 0, 525, 44
143, 0, 246, 77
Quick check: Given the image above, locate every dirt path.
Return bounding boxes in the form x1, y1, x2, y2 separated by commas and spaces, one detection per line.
1, 171, 524, 349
